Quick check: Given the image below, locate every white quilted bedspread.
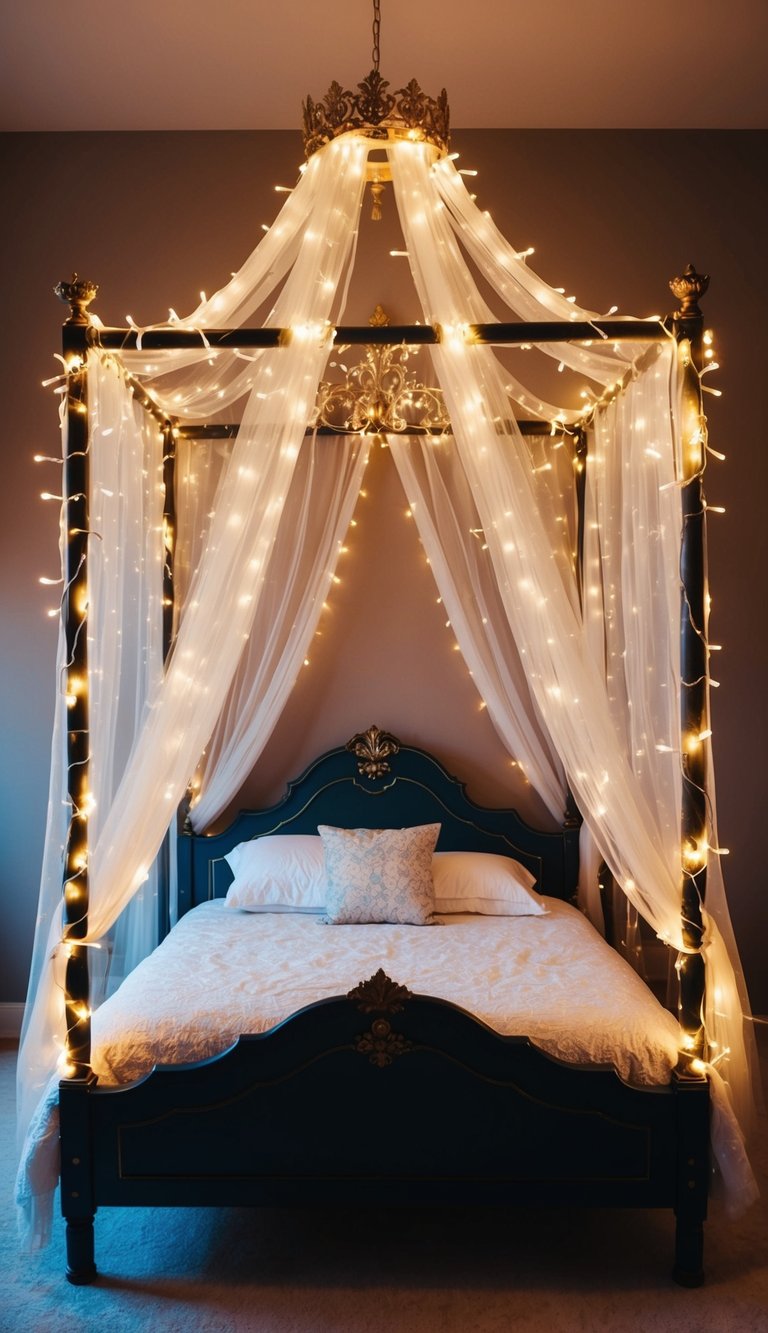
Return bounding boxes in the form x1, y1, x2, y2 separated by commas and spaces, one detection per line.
91, 899, 681, 1086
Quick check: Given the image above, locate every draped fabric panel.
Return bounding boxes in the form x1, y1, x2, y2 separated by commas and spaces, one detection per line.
584, 361, 683, 873
431, 154, 645, 385
78, 140, 366, 938
389, 140, 756, 1168
391, 142, 683, 924
17, 136, 368, 1243
16, 363, 166, 1244
188, 433, 371, 832
389, 434, 567, 823
584, 366, 759, 1126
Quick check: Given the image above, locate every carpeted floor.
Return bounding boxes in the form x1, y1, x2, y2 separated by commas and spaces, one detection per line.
2, 1035, 767, 1333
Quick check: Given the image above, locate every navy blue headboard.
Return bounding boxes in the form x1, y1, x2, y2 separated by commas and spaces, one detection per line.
176, 728, 580, 917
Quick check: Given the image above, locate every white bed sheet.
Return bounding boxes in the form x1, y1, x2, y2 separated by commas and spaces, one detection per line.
91, 898, 681, 1087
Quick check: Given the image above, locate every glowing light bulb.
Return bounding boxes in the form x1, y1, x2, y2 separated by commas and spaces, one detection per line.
683, 839, 708, 872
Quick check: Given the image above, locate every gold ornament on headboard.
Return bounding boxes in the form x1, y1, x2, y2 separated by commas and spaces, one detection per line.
346, 725, 401, 779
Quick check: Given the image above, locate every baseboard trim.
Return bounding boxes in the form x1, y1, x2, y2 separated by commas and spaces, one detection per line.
0, 1003, 24, 1039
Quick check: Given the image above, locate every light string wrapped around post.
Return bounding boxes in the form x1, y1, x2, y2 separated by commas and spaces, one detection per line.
54, 276, 99, 1083
161, 421, 177, 661
671, 263, 710, 1065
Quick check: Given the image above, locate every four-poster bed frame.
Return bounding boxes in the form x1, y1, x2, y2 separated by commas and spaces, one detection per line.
52, 266, 712, 1286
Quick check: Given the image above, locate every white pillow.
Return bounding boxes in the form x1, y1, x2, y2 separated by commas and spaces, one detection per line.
319, 824, 440, 925
224, 836, 544, 918
432, 850, 545, 916
224, 834, 325, 912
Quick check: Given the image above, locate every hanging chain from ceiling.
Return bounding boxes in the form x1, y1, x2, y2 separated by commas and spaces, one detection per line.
372, 0, 381, 73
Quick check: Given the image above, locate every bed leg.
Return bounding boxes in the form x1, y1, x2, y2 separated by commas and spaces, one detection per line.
671, 1071, 708, 1286
65, 1217, 97, 1285
673, 1215, 704, 1287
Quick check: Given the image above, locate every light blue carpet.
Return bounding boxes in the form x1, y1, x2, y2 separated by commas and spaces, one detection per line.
2, 1038, 767, 1332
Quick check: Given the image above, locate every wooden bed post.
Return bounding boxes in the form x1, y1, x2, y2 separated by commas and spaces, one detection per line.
670, 264, 710, 1063
55, 276, 99, 1285
161, 421, 177, 662
54, 276, 99, 1083
158, 420, 177, 942
573, 424, 588, 611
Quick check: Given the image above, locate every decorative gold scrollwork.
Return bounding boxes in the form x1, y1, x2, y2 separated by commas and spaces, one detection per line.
347, 968, 414, 1014
354, 1017, 413, 1067
314, 308, 450, 436
346, 725, 401, 779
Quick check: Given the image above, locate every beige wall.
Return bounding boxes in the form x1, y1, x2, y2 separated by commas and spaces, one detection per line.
1, 130, 765, 1012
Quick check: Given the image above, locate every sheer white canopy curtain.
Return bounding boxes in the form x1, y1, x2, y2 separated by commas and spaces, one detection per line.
183, 431, 371, 832
387, 139, 756, 1180
18, 130, 757, 1242
17, 361, 167, 1245
17, 136, 368, 1244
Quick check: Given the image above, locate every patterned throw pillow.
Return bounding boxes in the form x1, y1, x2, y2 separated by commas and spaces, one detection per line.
318, 824, 440, 925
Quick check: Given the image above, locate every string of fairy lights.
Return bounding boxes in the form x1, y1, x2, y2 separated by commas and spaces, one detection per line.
32, 129, 732, 1085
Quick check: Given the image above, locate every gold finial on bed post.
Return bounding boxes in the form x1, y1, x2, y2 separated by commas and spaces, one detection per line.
55, 274, 100, 326
669, 263, 709, 322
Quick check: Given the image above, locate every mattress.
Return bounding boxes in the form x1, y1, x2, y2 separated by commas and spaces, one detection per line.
90, 898, 682, 1087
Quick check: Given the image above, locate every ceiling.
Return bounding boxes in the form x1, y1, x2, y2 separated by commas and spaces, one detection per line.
2, 0, 766, 132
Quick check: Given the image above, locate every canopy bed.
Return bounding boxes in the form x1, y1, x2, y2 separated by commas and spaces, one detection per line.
16, 15, 759, 1290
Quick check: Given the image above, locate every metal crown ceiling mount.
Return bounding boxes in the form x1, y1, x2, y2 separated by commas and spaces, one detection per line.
302, 0, 450, 161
